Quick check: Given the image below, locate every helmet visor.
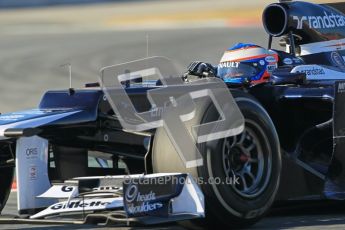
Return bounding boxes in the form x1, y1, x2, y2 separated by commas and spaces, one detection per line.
217, 62, 264, 81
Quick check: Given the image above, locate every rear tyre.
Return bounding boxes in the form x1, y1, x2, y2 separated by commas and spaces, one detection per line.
152, 90, 281, 228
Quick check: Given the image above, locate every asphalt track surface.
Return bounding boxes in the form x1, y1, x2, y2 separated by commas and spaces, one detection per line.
2, 27, 345, 229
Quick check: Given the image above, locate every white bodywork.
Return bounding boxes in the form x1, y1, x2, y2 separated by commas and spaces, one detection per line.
15, 136, 55, 211
31, 173, 204, 220
291, 65, 345, 80
0, 110, 80, 140
299, 38, 345, 56
30, 197, 124, 219
0, 110, 83, 212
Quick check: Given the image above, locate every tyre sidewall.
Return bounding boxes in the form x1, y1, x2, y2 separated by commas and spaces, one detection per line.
152, 90, 281, 227
197, 94, 281, 224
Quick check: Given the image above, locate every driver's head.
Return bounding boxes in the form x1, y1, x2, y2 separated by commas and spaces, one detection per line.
217, 43, 278, 84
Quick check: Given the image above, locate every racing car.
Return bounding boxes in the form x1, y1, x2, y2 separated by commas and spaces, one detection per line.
2, 0, 345, 228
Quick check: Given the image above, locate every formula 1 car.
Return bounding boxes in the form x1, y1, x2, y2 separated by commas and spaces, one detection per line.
2, 0, 345, 228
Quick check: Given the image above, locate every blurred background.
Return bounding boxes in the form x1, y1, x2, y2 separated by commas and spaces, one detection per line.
0, 0, 340, 112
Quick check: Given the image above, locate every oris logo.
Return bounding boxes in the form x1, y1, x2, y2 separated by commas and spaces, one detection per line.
26, 148, 38, 156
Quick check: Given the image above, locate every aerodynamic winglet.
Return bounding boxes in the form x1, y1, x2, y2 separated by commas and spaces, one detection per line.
4, 128, 42, 138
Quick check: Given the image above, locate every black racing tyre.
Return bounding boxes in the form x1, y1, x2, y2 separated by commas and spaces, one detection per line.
52, 146, 88, 180
0, 167, 13, 213
152, 90, 281, 228
0, 144, 15, 213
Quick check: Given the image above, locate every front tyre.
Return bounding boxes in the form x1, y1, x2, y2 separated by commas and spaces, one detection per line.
152, 90, 281, 228
0, 144, 15, 213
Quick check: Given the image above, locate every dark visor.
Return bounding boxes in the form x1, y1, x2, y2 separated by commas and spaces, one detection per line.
217, 62, 264, 80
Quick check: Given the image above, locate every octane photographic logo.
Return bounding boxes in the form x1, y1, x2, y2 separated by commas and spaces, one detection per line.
100, 57, 244, 168
125, 183, 163, 214
293, 11, 345, 30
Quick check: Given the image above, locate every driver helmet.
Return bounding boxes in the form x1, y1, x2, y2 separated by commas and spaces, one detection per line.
217, 43, 278, 84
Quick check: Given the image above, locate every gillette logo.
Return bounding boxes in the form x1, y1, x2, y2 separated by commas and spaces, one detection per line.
293, 11, 345, 29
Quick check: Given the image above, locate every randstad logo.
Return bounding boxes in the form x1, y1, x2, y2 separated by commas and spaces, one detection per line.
293, 11, 345, 29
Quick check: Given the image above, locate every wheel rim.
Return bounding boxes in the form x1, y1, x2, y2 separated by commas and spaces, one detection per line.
222, 119, 272, 199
